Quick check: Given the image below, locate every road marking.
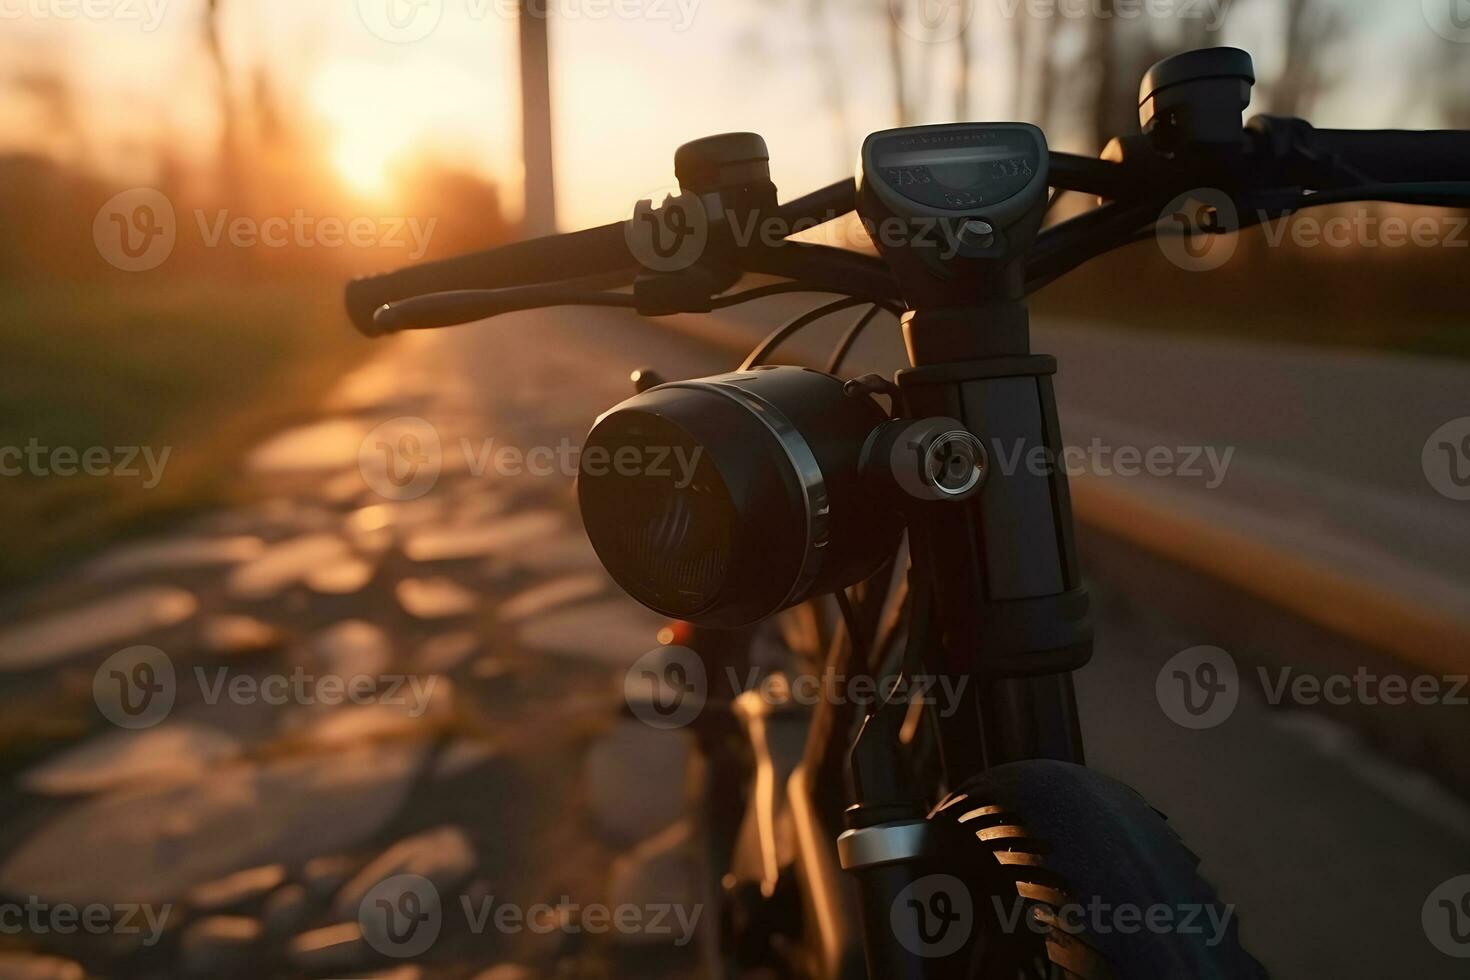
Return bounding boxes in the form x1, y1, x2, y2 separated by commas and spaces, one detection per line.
1072, 474, 1470, 677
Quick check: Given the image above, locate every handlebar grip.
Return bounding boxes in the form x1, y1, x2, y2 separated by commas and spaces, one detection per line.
1310, 128, 1470, 183
344, 221, 634, 333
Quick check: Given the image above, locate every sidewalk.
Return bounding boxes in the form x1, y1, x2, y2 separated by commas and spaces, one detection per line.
0, 324, 704, 979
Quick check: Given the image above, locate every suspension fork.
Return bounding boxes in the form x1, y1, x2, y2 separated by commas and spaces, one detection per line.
896, 302, 1092, 776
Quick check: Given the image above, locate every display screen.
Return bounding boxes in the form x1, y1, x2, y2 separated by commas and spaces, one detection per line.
870, 129, 1042, 211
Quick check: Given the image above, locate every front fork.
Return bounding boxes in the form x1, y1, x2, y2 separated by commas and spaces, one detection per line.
897, 346, 1091, 776
843, 305, 1093, 978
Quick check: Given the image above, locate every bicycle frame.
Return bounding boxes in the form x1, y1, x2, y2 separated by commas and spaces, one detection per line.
693, 295, 1091, 980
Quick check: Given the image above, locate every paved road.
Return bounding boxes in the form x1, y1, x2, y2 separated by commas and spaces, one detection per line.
442, 304, 1470, 980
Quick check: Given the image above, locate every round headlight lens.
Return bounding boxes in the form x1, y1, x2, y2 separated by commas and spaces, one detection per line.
578, 413, 735, 617
578, 367, 902, 628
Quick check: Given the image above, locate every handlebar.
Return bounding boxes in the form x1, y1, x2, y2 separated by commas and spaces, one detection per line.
1311, 128, 1470, 183
345, 221, 633, 333
344, 119, 1470, 337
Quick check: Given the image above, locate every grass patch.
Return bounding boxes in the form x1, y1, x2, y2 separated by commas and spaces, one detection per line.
0, 275, 372, 587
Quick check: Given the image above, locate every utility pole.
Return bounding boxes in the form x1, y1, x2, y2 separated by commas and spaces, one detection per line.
518, 0, 557, 237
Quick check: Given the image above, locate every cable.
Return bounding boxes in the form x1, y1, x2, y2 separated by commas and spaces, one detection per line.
741, 296, 872, 370
710, 282, 844, 308
834, 587, 869, 675
826, 303, 888, 375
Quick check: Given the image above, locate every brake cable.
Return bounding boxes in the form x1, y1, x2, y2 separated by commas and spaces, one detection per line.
826, 304, 889, 375
742, 296, 902, 370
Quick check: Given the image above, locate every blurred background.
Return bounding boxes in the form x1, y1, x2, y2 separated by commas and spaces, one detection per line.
2, 1, 1469, 978
4, 0, 1470, 581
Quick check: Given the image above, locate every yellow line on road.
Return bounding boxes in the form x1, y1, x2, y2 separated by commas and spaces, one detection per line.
1071, 474, 1470, 677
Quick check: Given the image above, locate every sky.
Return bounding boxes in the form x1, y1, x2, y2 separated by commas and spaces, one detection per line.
0, 0, 1455, 229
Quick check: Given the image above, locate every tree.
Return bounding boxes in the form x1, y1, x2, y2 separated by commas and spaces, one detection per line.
885, 2, 910, 126
1264, 0, 1344, 118
202, 0, 240, 199
809, 0, 854, 164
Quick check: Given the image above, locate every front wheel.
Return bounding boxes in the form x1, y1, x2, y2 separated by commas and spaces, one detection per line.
926, 760, 1268, 979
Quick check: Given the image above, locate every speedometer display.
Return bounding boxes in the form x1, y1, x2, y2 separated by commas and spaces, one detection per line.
871, 129, 1043, 210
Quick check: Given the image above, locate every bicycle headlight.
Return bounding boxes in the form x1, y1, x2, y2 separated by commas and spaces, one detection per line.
578, 366, 902, 629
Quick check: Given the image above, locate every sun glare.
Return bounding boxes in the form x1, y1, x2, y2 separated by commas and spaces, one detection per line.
331, 135, 403, 198
308, 56, 512, 205
311, 65, 421, 200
